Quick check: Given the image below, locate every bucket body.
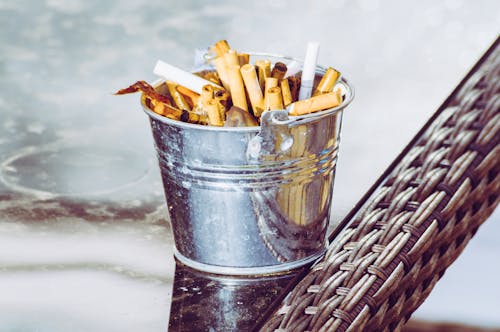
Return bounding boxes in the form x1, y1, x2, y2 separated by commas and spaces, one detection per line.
144, 55, 354, 275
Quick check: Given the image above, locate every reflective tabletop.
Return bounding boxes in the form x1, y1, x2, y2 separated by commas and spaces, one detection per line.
1, 1, 499, 331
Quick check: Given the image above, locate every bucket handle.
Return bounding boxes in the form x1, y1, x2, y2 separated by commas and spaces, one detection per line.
246, 110, 296, 161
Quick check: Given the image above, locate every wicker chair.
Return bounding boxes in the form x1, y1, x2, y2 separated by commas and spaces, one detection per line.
258, 38, 500, 332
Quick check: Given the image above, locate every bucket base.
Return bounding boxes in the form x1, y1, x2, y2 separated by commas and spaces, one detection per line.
173, 249, 326, 276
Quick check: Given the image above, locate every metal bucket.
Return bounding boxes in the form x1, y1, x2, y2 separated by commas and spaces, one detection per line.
143, 54, 354, 275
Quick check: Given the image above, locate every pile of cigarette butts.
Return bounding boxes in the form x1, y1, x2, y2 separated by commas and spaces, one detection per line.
115, 40, 343, 127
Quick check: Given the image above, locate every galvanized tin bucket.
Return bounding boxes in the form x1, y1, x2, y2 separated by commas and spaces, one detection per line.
143, 54, 354, 275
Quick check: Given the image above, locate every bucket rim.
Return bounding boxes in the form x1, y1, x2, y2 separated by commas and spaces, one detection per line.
142, 52, 355, 132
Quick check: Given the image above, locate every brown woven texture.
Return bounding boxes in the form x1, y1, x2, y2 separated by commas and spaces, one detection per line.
260, 39, 500, 332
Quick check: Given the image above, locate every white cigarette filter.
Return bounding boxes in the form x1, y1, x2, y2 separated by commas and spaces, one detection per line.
154, 60, 221, 94
298, 42, 320, 100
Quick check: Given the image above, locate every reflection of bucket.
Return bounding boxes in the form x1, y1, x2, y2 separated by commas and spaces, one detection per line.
143, 54, 354, 275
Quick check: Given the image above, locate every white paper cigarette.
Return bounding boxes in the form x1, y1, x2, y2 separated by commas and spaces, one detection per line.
284, 60, 301, 78
298, 42, 320, 100
154, 60, 222, 94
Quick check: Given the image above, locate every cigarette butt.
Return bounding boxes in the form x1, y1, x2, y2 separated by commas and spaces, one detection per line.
299, 41, 320, 100
226, 64, 248, 112
214, 89, 231, 111
255, 59, 271, 92
280, 79, 293, 107
238, 53, 250, 66
196, 70, 222, 86
215, 99, 227, 120
205, 99, 224, 126
176, 85, 200, 106
147, 94, 205, 124
201, 84, 214, 105
212, 57, 231, 91
224, 106, 259, 127
288, 91, 340, 116
265, 86, 284, 111
284, 60, 301, 78
271, 62, 287, 81
152, 100, 166, 116
313, 67, 340, 96
166, 81, 191, 111
199, 84, 214, 119
151, 99, 181, 119
214, 39, 231, 57
264, 77, 279, 91
183, 110, 206, 124
240, 64, 265, 117
154, 60, 221, 94
263, 78, 280, 111
287, 76, 301, 102
224, 49, 239, 66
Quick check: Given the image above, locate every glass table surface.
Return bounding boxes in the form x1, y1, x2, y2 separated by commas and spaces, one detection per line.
0, 1, 499, 331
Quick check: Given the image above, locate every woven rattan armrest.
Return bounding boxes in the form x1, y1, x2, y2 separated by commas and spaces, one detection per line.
258, 37, 500, 332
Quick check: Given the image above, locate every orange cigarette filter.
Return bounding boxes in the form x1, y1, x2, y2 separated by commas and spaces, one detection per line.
166, 81, 191, 111
148, 97, 203, 124
227, 64, 248, 112
280, 79, 293, 107
288, 91, 341, 116
148, 98, 168, 116
224, 49, 239, 66
214, 39, 230, 57
206, 99, 224, 126
212, 57, 231, 91
176, 85, 200, 106
312, 67, 340, 96
263, 77, 279, 112
201, 84, 214, 104
265, 86, 284, 111
255, 59, 271, 92
240, 64, 265, 117
264, 77, 278, 91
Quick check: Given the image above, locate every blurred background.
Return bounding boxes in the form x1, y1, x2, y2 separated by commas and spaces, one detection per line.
0, 0, 498, 331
